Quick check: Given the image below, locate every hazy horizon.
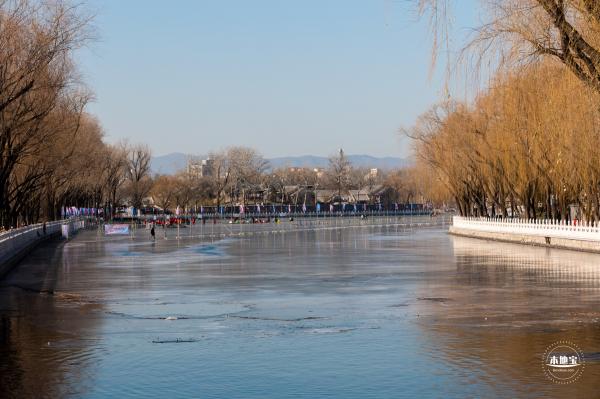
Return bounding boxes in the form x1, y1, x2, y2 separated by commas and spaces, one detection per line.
152, 150, 412, 159
150, 152, 412, 175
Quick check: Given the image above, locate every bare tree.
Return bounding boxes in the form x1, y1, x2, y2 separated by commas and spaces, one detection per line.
207, 147, 269, 208
101, 145, 127, 219
0, 0, 93, 227
227, 146, 269, 205
123, 143, 153, 210
420, 0, 600, 94
326, 148, 352, 196
150, 175, 177, 214
207, 150, 231, 211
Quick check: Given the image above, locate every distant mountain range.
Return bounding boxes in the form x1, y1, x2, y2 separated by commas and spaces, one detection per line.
151, 153, 197, 175
151, 152, 411, 175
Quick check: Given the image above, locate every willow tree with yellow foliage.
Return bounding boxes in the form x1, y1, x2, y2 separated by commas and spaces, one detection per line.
410, 63, 600, 220
410, 0, 600, 221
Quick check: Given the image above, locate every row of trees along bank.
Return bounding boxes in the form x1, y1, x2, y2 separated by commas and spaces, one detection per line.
0, 1, 156, 229
148, 148, 430, 214
409, 64, 600, 220
412, 0, 600, 222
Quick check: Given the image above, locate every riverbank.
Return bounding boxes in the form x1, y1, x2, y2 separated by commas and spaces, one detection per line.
0, 218, 88, 278
449, 217, 600, 253
0, 225, 60, 278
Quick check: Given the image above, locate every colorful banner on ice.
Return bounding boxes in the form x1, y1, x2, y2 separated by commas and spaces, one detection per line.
104, 224, 130, 235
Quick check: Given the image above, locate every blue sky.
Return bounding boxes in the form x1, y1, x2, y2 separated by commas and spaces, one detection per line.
79, 0, 479, 158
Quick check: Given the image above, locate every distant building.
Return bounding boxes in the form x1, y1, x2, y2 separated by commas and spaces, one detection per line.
313, 168, 325, 179
200, 158, 214, 177
348, 188, 370, 204
187, 158, 214, 178
187, 160, 202, 177
315, 189, 346, 204
366, 185, 397, 208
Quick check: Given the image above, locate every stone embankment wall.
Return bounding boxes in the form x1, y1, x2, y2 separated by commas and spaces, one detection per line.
450, 216, 600, 253
0, 219, 84, 278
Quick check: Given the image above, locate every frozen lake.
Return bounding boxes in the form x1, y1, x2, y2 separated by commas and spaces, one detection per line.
1, 218, 599, 398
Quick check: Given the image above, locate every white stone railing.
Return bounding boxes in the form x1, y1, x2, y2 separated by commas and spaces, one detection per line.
0, 221, 63, 244
0, 217, 88, 277
452, 216, 600, 242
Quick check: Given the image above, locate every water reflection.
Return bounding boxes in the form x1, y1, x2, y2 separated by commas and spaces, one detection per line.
0, 239, 102, 399
453, 236, 600, 287
411, 235, 600, 398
